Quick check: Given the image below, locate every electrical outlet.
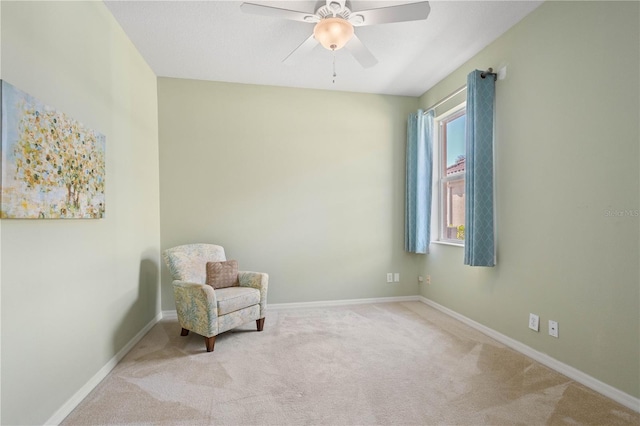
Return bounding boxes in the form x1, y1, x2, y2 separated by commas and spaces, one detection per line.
418, 275, 424, 283
549, 320, 559, 338
426, 275, 431, 284
386, 273, 393, 283
529, 313, 539, 332
394, 273, 400, 282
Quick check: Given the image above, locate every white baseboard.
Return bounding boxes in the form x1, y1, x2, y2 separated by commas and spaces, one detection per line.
268, 295, 421, 310
45, 312, 163, 425
160, 296, 421, 319
418, 296, 640, 413
162, 310, 177, 320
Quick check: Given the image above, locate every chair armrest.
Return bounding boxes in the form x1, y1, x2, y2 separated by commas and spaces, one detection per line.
238, 271, 268, 318
173, 280, 218, 337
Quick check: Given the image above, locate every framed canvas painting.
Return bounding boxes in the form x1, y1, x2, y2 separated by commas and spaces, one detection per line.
0, 80, 105, 219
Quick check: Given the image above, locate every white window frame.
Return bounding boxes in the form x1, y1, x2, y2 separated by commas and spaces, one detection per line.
432, 102, 466, 246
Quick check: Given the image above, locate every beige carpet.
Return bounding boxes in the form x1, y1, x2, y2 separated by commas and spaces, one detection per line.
62, 302, 639, 425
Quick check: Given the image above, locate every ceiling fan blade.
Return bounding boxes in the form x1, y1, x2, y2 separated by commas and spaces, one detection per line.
283, 34, 320, 65
240, 3, 316, 23
345, 34, 378, 68
349, 1, 431, 27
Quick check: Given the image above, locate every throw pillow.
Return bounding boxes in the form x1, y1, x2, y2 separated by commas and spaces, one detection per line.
206, 260, 240, 289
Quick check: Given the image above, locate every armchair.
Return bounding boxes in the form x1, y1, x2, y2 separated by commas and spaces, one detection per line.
162, 243, 268, 352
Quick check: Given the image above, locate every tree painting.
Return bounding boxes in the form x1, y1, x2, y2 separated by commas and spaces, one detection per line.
1, 81, 105, 219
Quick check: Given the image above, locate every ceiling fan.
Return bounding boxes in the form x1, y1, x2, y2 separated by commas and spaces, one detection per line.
240, 0, 431, 68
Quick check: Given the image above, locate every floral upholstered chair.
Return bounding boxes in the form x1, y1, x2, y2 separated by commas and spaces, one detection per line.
162, 244, 268, 352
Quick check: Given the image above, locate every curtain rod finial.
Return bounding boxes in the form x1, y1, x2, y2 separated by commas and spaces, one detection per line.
481, 67, 497, 81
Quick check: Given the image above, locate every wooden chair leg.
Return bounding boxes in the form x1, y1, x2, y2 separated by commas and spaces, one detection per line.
256, 318, 265, 332
205, 336, 216, 352
180, 328, 189, 336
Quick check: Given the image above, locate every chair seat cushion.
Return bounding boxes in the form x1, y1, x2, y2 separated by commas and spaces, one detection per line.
215, 286, 261, 315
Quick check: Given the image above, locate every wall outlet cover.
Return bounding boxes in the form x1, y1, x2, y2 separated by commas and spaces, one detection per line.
549, 320, 559, 338
529, 313, 539, 331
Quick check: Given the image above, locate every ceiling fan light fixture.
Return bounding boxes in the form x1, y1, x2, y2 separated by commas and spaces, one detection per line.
313, 17, 354, 51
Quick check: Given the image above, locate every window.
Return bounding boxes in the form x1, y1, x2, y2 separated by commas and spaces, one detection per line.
436, 105, 466, 244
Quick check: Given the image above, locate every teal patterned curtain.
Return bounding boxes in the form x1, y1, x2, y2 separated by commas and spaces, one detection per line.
405, 110, 434, 254
464, 70, 496, 266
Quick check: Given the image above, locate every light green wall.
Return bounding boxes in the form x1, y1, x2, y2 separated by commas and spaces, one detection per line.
1, 1, 636, 423
418, 1, 639, 398
158, 78, 419, 308
0, 2, 161, 424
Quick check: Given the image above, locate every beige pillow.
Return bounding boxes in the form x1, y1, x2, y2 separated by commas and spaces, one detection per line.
206, 260, 239, 289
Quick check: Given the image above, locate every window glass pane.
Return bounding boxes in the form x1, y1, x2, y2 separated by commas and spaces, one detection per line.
445, 179, 465, 240
446, 114, 466, 170
439, 110, 466, 242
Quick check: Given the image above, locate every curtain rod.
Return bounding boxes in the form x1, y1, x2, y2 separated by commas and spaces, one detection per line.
423, 84, 466, 115
423, 68, 497, 115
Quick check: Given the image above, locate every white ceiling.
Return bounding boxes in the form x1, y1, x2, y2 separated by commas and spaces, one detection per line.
104, 0, 542, 97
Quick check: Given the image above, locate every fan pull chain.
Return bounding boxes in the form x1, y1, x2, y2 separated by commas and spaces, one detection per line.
332, 50, 337, 84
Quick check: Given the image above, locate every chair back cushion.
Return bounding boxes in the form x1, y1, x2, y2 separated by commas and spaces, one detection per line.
163, 244, 226, 284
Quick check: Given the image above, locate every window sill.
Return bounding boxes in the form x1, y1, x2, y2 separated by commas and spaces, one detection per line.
432, 240, 464, 248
